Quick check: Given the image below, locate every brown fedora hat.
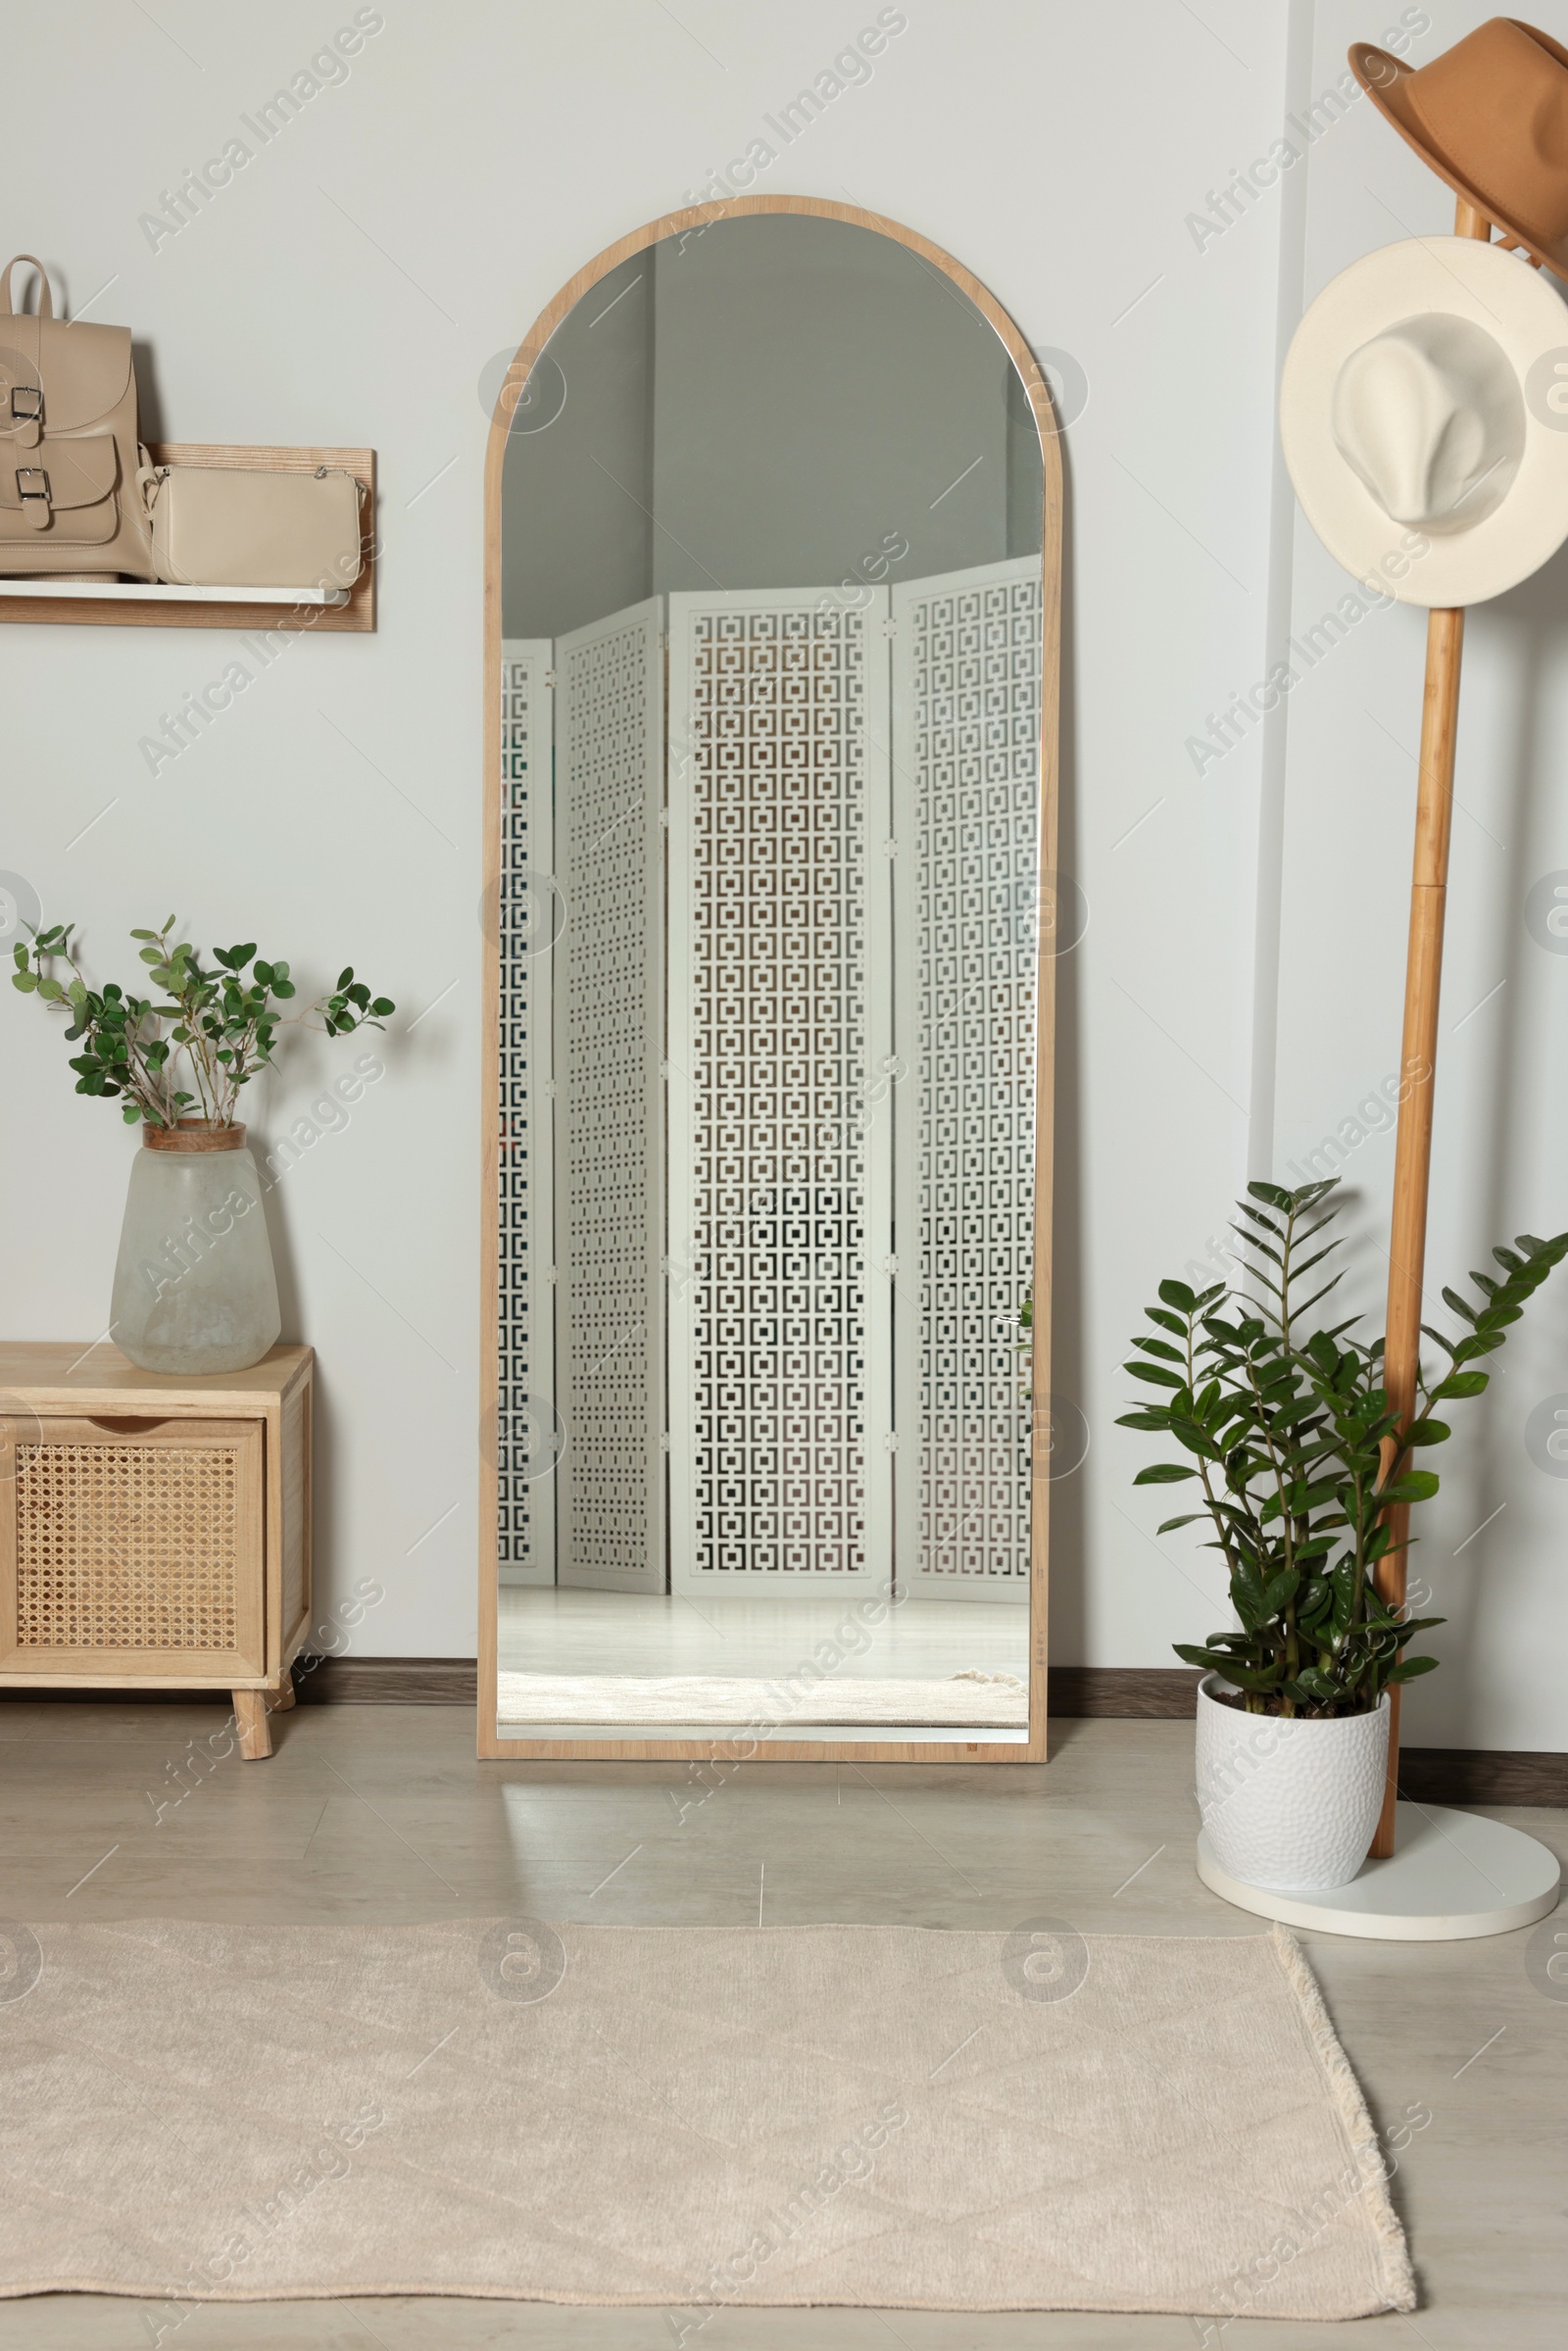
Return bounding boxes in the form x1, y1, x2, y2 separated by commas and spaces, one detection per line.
1350, 18, 1568, 278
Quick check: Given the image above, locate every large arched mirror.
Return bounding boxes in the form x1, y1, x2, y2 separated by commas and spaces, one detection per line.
480, 197, 1059, 1761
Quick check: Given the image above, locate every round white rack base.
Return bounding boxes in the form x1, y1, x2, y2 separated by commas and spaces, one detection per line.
1197, 1802, 1561, 1940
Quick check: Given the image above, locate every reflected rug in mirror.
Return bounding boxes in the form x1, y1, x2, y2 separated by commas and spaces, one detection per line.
496, 1669, 1028, 1727
0, 1919, 1414, 2319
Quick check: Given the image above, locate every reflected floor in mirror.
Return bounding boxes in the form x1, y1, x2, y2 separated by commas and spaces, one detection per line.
496, 1590, 1029, 1739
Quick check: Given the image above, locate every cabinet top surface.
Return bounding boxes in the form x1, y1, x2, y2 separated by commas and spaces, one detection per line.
0, 1343, 312, 1407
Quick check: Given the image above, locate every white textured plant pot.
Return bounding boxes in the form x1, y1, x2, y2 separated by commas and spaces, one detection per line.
110, 1121, 280, 1375
1196, 1673, 1390, 1892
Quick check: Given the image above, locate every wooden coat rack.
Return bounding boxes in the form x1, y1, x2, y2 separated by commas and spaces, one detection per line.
1370, 194, 1492, 1858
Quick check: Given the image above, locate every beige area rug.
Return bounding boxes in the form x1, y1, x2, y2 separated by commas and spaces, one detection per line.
497, 1669, 1029, 1727
0, 1920, 1413, 2319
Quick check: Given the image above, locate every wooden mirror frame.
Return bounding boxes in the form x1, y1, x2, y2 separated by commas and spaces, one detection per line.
478, 194, 1061, 1763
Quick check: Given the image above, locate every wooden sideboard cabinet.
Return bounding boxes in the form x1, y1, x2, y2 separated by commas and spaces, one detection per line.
0, 1343, 312, 1758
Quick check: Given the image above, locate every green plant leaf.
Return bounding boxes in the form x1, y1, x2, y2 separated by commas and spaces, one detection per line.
1387, 1655, 1440, 1683
1430, 1369, 1488, 1400
1133, 1463, 1198, 1485
1131, 1337, 1184, 1363
1158, 1280, 1197, 1311
1380, 1471, 1440, 1504
1259, 1568, 1300, 1617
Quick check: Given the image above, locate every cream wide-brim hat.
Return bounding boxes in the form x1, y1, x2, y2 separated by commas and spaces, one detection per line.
1280, 236, 1568, 609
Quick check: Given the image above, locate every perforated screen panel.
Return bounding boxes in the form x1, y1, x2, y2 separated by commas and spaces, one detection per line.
892, 559, 1042, 1596
553, 600, 665, 1592
497, 641, 556, 1588
667, 589, 893, 1592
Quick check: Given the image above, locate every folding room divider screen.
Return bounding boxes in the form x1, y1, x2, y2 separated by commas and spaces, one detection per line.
498, 556, 1041, 1602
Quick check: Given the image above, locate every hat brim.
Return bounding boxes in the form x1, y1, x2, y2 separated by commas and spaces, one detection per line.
1350, 41, 1568, 281
1280, 237, 1568, 609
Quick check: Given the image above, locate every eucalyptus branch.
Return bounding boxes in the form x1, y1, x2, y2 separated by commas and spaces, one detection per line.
13, 919, 396, 1130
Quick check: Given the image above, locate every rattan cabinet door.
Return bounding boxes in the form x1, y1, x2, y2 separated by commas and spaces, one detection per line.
0, 1417, 266, 1679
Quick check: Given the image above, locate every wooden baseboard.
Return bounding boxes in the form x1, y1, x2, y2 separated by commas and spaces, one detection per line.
1395, 1747, 1568, 1805
5, 1659, 1563, 1800
1048, 1667, 1200, 1716
293, 1655, 477, 1703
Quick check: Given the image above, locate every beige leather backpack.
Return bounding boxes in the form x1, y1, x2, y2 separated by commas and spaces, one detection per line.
0, 253, 155, 580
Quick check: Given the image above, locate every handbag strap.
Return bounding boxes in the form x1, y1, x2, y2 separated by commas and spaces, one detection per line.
0, 256, 54, 319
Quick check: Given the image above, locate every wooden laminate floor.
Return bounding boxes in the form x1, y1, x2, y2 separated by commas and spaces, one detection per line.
0, 1701, 1561, 2347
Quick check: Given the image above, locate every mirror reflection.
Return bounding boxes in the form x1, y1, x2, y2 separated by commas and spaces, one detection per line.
495, 213, 1045, 1741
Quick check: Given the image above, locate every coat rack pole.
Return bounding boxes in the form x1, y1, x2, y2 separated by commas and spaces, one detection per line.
1368, 195, 1492, 1862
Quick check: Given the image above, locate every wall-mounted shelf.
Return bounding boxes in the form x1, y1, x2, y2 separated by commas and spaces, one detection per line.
0, 444, 375, 633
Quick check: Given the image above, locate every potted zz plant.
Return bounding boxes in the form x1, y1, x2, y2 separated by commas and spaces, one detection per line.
1120, 1178, 1567, 1891
14, 918, 393, 1376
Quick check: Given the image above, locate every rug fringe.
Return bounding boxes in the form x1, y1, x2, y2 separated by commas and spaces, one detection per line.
1268, 1925, 1418, 2314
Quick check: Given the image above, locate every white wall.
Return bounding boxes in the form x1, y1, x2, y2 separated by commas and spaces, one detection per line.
6, 1, 1557, 1749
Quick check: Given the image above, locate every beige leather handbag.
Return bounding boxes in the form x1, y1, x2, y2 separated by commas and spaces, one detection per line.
140, 463, 365, 593
0, 254, 156, 579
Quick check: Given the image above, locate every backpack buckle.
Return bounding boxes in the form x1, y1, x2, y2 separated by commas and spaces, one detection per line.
16, 465, 50, 528
10, 385, 40, 422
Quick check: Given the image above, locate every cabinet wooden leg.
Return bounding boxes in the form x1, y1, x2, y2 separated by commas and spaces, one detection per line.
233, 1689, 273, 1760
269, 1664, 297, 1712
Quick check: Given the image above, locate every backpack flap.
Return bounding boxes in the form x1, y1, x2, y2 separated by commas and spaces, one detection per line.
0, 318, 135, 438
0, 434, 119, 539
